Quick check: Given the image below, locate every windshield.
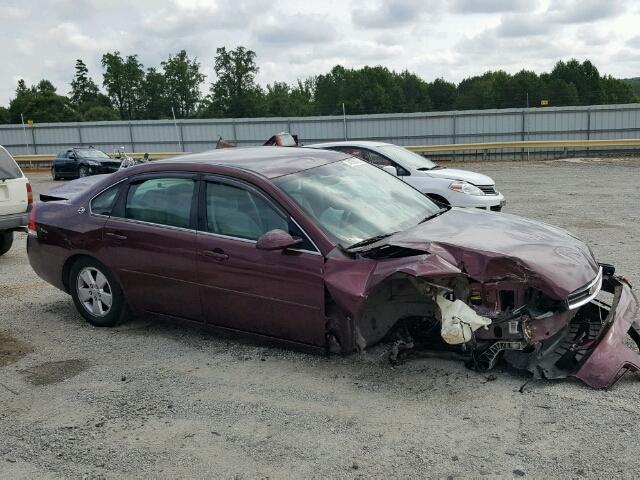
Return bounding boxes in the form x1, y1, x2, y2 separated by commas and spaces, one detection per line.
378, 145, 437, 170
0, 146, 23, 180
274, 158, 440, 247
76, 149, 110, 159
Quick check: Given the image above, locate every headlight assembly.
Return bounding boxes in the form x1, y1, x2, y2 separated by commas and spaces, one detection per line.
448, 181, 484, 196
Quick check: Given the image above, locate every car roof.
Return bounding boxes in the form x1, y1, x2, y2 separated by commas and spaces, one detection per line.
153, 146, 350, 179
306, 140, 392, 149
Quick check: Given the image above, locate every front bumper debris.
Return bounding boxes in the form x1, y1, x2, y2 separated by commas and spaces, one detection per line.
505, 276, 640, 389
575, 278, 640, 389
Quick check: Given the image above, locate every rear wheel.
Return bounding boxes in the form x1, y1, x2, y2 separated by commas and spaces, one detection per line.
51, 166, 60, 180
78, 165, 89, 178
69, 258, 128, 327
0, 231, 14, 256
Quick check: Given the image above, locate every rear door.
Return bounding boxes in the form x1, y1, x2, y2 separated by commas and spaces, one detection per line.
101, 173, 202, 321
196, 176, 325, 346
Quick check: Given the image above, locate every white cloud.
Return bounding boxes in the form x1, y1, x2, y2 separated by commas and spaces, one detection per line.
0, 0, 638, 106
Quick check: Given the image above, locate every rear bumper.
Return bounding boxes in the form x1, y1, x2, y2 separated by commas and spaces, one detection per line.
0, 205, 30, 231
575, 278, 640, 389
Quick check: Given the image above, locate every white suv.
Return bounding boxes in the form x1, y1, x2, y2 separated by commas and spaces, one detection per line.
0, 146, 32, 256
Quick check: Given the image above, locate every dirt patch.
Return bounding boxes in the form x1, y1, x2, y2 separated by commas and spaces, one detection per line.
0, 332, 33, 367
571, 220, 621, 229
21, 359, 89, 386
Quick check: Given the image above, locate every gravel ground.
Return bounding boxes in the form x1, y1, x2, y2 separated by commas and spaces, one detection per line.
1, 158, 639, 479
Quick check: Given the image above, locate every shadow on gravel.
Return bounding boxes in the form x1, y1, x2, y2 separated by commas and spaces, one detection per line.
0, 332, 33, 367
21, 359, 89, 385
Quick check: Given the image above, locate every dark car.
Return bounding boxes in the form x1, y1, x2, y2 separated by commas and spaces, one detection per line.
52, 147, 122, 180
27, 147, 639, 389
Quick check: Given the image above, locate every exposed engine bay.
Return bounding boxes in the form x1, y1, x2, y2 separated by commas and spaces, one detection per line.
325, 246, 640, 390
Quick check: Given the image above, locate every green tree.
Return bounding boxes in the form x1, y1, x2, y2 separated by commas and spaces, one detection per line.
162, 50, 205, 118
428, 78, 457, 111
70, 59, 117, 120
141, 67, 170, 119
512, 70, 546, 107
70, 59, 100, 106
0, 106, 9, 123
9, 79, 81, 123
398, 71, 432, 112
101, 51, 145, 120
551, 59, 602, 105
601, 75, 636, 104
82, 105, 119, 121
202, 46, 265, 118
540, 75, 580, 106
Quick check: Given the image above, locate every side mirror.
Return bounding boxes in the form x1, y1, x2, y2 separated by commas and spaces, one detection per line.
256, 229, 303, 251
382, 165, 398, 176
69, 153, 76, 160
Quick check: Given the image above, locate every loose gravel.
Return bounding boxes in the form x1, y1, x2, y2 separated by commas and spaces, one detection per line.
1, 158, 639, 478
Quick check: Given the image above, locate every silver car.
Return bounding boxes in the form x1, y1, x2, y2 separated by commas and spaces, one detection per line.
309, 141, 505, 211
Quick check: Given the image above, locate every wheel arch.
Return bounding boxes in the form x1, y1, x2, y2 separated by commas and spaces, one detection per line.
62, 254, 124, 295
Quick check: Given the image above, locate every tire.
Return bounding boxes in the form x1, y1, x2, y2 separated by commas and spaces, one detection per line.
0, 231, 14, 256
51, 167, 60, 180
78, 165, 89, 178
69, 258, 129, 327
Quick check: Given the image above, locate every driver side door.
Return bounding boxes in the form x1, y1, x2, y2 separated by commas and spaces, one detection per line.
196, 176, 326, 347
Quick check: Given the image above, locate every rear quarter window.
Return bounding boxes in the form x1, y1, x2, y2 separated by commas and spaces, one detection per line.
0, 146, 23, 180
91, 186, 120, 216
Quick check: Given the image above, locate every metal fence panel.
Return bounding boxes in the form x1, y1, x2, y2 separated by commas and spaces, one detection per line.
1, 103, 638, 155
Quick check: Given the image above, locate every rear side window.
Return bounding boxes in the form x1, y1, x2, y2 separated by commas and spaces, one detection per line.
0, 146, 22, 180
125, 178, 194, 228
91, 186, 120, 216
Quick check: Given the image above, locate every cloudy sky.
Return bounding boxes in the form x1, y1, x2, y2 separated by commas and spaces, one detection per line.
2, 0, 639, 105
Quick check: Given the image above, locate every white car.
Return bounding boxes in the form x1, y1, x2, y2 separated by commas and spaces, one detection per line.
0, 146, 32, 255
309, 141, 505, 211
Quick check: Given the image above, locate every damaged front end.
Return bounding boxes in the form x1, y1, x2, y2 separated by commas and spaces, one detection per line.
325, 247, 640, 389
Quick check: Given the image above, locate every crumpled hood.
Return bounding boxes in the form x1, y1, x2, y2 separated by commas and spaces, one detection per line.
424, 167, 494, 186
387, 208, 599, 300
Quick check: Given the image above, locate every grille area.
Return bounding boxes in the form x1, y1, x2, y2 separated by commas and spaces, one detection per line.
567, 267, 603, 310
476, 185, 498, 195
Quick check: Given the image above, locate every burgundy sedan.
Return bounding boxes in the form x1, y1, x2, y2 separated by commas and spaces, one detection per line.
27, 147, 640, 389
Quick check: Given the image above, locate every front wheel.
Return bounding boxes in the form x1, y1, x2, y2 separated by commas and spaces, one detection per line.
0, 231, 14, 256
78, 165, 89, 178
70, 258, 128, 327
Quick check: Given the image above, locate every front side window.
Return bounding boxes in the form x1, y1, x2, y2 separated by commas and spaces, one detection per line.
204, 182, 316, 250
274, 159, 440, 247
206, 182, 288, 240
125, 178, 194, 228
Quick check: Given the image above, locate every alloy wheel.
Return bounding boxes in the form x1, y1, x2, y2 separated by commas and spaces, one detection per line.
76, 266, 113, 317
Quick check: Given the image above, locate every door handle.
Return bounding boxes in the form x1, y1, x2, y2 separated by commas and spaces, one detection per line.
202, 249, 229, 261
105, 232, 127, 241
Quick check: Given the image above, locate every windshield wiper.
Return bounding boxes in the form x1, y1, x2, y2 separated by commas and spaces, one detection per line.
346, 232, 396, 251
419, 207, 449, 224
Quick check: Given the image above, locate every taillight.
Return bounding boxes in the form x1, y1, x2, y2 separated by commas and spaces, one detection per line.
26, 182, 33, 205
27, 204, 37, 237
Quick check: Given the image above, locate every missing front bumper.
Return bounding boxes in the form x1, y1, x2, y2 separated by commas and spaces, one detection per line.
575, 278, 640, 389
504, 276, 640, 389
